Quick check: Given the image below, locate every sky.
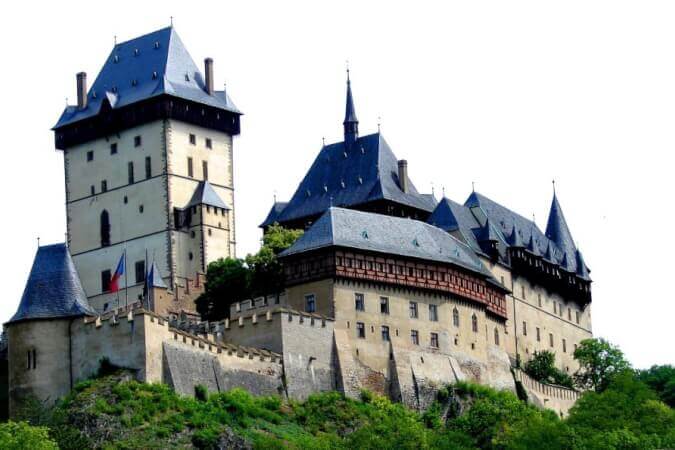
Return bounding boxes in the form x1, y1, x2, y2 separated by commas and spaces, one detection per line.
0, 1, 673, 368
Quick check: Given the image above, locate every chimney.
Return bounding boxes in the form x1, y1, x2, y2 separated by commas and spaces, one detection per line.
204, 58, 214, 95
398, 160, 408, 193
76, 72, 87, 109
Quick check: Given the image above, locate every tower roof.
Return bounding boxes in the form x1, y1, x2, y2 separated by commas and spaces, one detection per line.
508, 224, 525, 247
545, 193, 577, 262
54, 26, 240, 129
476, 217, 500, 243
260, 201, 289, 228
428, 197, 460, 232
8, 244, 96, 324
344, 73, 358, 125
187, 181, 229, 210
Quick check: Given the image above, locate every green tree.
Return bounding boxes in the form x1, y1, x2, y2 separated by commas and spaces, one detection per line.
0, 421, 58, 450
573, 338, 631, 392
636, 364, 675, 408
523, 350, 574, 388
195, 257, 250, 320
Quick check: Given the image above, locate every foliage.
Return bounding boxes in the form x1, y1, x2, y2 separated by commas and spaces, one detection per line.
194, 384, 208, 402
573, 338, 631, 392
636, 364, 675, 407
0, 421, 58, 450
523, 350, 574, 388
196, 224, 303, 320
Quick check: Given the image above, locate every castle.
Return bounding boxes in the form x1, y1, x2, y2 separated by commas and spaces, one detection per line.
4, 27, 592, 418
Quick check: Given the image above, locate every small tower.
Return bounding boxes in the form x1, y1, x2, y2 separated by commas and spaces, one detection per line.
343, 71, 359, 148
5, 244, 96, 417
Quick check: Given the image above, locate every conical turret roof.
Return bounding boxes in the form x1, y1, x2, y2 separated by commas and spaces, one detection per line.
545, 193, 576, 260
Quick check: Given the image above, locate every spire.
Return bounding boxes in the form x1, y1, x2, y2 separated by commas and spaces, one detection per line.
575, 249, 590, 279
543, 241, 556, 262
545, 191, 576, 257
343, 69, 359, 147
428, 198, 460, 232
476, 217, 499, 243
508, 224, 524, 247
526, 230, 540, 256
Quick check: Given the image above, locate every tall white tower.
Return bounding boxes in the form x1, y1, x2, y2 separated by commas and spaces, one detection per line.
53, 27, 241, 312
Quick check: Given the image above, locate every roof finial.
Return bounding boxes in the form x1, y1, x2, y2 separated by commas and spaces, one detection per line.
552, 178, 556, 195
170, 16, 174, 26
442, 186, 446, 197
343, 64, 358, 147
114, 35, 117, 46
532, 212, 536, 223
431, 182, 435, 197
346, 60, 350, 81
36, 236, 40, 248
322, 136, 325, 146
377, 116, 381, 132
273, 190, 277, 203
472, 181, 475, 192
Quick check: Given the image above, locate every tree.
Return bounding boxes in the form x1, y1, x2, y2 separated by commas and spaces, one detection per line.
573, 338, 631, 392
636, 365, 675, 408
523, 350, 574, 388
195, 257, 250, 320
0, 421, 58, 450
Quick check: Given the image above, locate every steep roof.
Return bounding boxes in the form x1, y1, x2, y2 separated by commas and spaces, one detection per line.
545, 193, 577, 263
260, 201, 289, 227
8, 244, 96, 324
427, 197, 460, 232
281, 207, 492, 279
54, 26, 240, 129
273, 133, 436, 225
187, 181, 229, 209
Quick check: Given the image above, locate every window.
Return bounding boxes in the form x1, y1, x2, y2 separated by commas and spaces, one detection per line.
563, 338, 567, 353
536, 327, 541, 342
429, 304, 438, 321
381, 326, 390, 341
553, 302, 557, 314
355, 293, 364, 311
559, 303, 563, 317
100, 210, 111, 247
135, 261, 145, 284
356, 322, 365, 338
87, 150, 94, 162
101, 269, 111, 292
409, 301, 418, 318
538, 294, 542, 308
26, 349, 36, 370
101, 180, 107, 192
380, 297, 389, 314
522, 321, 527, 336
139, 205, 144, 214
128, 162, 134, 184
305, 294, 316, 313
91, 185, 95, 195
471, 314, 478, 333
205, 138, 212, 149
110, 143, 118, 155
568, 308, 572, 321
576, 311, 580, 324
430, 332, 439, 348
549, 333, 554, 348
202, 161, 209, 180
453, 308, 460, 327
187, 157, 194, 178
189, 133, 196, 145
145, 156, 152, 179
411, 330, 419, 345
521, 285, 526, 299
494, 328, 500, 346
134, 135, 142, 147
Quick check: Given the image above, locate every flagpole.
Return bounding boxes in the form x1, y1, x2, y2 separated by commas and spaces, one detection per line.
124, 245, 128, 309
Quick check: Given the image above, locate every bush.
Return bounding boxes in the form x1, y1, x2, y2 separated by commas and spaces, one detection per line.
195, 384, 208, 402
0, 421, 58, 450
524, 350, 574, 388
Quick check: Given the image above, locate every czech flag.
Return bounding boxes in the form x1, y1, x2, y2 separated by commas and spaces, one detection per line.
110, 251, 125, 293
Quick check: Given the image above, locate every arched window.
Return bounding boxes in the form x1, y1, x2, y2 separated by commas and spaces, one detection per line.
100, 210, 111, 247
471, 314, 478, 333
494, 328, 500, 346
452, 308, 460, 327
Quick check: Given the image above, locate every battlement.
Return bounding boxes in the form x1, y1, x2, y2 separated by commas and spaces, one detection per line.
222, 306, 332, 331
168, 328, 282, 363
229, 293, 287, 318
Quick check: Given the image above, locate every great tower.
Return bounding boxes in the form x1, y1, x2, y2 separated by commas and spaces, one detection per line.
53, 27, 241, 312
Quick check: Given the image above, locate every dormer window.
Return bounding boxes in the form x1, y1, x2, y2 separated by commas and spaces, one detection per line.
133, 48, 139, 56
152, 71, 158, 79
154, 41, 160, 49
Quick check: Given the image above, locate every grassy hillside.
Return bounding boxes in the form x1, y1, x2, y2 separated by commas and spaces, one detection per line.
10, 369, 675, 450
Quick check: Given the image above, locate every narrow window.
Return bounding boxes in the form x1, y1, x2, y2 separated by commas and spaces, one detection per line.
494, 328, 500, 346
205, 138, 212, 149
32, 349, 36, 369
453, 308, 460, 327
100, 210, 111, 247
429, 304, 438, 322
355, 293, 364, 311
187, 157, 194, 178
522, 321, 527, 336
135, 260, 145, 284
356, 322, 365, 338
430, 332, 439, 348
549, 333, 554, 348
101, 269, 111, 292
576, 311, 580, 324
101, 180, 107, 192
202, 161, 209, 180
91, 185, 95, 195
145, 156, 151, 179
563, 338, 567, 353
26, 350, 31, 370
189, 133, 196, 145
134, 135, 142, 147
381, 326, 390, 342
471, 314, 478, 333
538, 294, 542, 307
110, 143, 118, 155
521, 285, 526, 299
411, 330, 419, 345
380, 297, 389, 315
553, 302, 557, 314
409, 301, 418, 318
87, 150, 94, 162
305, 294, 316, 313
128, 162, 134, 184
568, 308, 572, 321
536, 327, 541, 342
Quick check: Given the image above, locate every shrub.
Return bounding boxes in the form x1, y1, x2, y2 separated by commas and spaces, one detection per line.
195, 384, 209, 402
0, 421, 58, 450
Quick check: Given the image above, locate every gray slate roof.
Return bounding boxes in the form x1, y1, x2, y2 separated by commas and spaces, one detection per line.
54, 26, 240, 129
187, 181, 229, 210
281, 207, 493, 279
261, 202, 289, 227
267, 133, 437, 226
8, 244, 96, 324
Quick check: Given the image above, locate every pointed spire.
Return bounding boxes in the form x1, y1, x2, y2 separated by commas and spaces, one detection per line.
543, 241, 556, 262
343, 69, 359, 147
560, 251, 570, 270
508, 224, 524, 247
526, 230, 540, 256
545, 190, 576, 257
477, 217, 499, 243
428, 198, 460, 232
575, 249, 590, 279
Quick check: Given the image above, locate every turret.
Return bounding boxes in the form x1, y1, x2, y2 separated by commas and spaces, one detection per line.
343, 71, 359, 148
